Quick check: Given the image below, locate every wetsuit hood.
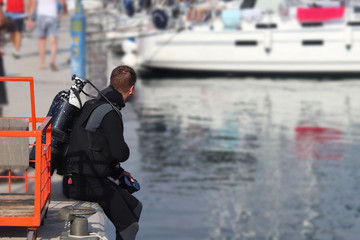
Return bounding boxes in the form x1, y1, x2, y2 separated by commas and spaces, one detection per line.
97, 85, 125, 109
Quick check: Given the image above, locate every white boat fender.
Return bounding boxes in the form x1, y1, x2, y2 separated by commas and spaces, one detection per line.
345, 26, 352, 49
122, 53, 138, 67
122, 38, 137, 54
264, 30, 272, 52
122, 38, 138, 67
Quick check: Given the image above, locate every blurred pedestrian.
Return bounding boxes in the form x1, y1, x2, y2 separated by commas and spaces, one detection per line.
27, 0, 67, 71
0, 0, 8, 117
5, 0, 28, 59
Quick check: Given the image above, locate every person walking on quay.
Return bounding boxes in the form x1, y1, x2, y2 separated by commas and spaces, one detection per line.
0, 0, 8, 117
5, 0, 28, 59
27, 0, 67, 71
62, 65, 142, 240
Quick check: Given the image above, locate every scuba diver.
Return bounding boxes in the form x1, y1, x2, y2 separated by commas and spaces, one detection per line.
62, 65, 142, 240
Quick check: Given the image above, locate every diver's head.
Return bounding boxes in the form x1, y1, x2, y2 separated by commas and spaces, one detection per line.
110, 65, 137, 101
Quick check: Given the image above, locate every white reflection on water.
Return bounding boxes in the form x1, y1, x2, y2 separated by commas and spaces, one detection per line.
131, 76, 360, 240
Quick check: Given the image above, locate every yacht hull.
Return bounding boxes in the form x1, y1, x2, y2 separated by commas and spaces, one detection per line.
138, 22, 360, 73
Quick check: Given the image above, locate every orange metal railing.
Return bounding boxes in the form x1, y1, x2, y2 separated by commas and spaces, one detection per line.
0, 77, 52, 235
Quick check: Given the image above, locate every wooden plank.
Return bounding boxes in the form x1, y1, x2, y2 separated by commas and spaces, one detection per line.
0, 118, 29, 170
0, 194, 34, 217
0, 194, 34, 201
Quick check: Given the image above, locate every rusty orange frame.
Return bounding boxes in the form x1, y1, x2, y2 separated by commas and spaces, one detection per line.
0, 77, 52, 229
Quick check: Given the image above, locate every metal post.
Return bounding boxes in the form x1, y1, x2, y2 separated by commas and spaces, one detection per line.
71, 0, 86, 78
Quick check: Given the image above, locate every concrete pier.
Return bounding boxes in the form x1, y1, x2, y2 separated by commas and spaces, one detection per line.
0, 14, 114, 240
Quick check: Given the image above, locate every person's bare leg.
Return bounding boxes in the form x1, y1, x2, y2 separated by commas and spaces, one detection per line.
49, 36, 58, 71
38, 37, 46, 69
9, 32, 19, 58
9, 32, 16, 48
14, 31, 22, 52
10, 31, 22, 58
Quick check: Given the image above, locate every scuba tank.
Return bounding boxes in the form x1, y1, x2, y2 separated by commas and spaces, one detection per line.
30, 75, 126, 175
30, 76, 88, 175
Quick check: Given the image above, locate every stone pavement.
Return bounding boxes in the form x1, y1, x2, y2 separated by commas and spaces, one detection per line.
0, 14, 115, 240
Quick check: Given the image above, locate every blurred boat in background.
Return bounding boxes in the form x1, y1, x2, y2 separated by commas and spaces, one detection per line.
136, 0, 360, 74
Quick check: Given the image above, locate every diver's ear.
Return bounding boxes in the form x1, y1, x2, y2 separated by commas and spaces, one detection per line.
128, 85, 134, 95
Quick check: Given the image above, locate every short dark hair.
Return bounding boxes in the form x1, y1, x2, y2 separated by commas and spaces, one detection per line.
110, 65, 137, 92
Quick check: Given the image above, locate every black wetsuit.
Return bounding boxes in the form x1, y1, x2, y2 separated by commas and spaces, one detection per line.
62, 86, 142, 240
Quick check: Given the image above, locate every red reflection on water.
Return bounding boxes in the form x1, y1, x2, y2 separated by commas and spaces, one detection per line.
295, 126, 343, 160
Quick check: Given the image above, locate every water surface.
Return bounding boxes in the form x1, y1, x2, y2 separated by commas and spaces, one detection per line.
121, 75, 360, 240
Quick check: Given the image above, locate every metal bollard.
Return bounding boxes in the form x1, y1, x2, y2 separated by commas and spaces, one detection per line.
59, 205, 99, 240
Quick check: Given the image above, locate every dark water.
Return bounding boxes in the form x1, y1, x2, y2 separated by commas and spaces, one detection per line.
120, 74, 360, 240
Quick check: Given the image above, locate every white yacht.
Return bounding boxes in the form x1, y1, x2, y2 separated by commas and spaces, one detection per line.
136, 0, 360, 73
